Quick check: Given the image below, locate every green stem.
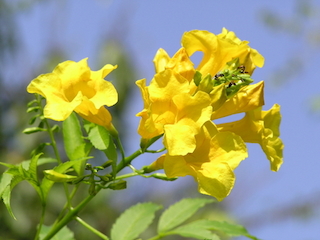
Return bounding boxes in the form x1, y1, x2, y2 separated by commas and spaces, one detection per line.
34, 203, 46, 240
53, 184, 80, 224
116, 149, 142, 173
42, 188, 99, 240
115, 172, 140, 180
116, 135, 162, 173
75, 216, 109, 240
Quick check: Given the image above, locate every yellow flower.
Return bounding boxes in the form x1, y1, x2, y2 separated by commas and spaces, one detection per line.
217, 104, 283, 171
181, 28, 264, 77
148, 121, 248, 201
27, 58, 118, 130
136, 69, 191, 139
136, 74, 212, 155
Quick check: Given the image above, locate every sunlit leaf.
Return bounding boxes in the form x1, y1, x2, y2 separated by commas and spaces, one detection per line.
85, 123, 110, 150
206, 220, 260, 240
158, 198, 215, 233
168, 220, 220, 239
63, 112, 87, 175
111, 202, 162, 240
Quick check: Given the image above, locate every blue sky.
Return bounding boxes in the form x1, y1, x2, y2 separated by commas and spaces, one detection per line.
6, 0, 320, 239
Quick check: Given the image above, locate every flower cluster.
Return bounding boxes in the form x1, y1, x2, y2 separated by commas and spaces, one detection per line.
26, 28, 283, 202
137, 28, 284, 200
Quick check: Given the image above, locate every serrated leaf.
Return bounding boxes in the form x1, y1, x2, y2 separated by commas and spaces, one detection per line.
20, 157, 57, 171
0, 173, 13, 197
206, 220, 260, 240
63, 113, 87, 175
168, 222, 220, 239
86, 123, 110, 150
158, 198, 215, 233
1, 175, 24, 219
2, 185, 16, 219
0, 162, 16, 168
85, 122, 117, 177
168, 219, 220, 239
28, 153, 42, 182
111, 202, 162, 240
18, 163, 30, 179
39, 225, 74, 240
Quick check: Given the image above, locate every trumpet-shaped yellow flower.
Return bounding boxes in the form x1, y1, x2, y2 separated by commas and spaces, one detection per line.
217, 104, 283, 171
181, 28, 264, 77
136, 73, 212, 155
136, 69, 191, 139
149, 121, 248, 201
27, 58, 118, 129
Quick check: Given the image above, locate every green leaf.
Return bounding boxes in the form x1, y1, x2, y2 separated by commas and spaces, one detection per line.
2, 185, 16, 219
168, 220, 220, 239
206, 220, 260, 240
28, 153, 42, 182
39, 225, 74, 240
86, 123, 110, 150
0, 173, 13, 197
0, 162, 16, 168
111, 202, 162, 240
1, 175, 24, 219
85, 122, 118, 177
63, 112, 87, 175
158, 198, 215, 233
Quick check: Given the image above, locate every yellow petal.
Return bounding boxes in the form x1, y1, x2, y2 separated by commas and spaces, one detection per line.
196, 162, 235, 201
76, 97, 113, 129
211, 81, 265, 120
164, 155, 194, 178
217, 104, 284, 171
161, 121, 247, 200
43, 91, 83, 121
162, 91, 212, 155
89, 64, 118, 108
181, 29, 264, 77
148, 69, 190, 101
137, 100, 177, 139
153, 48, 171, 73
165, 48, 195, 81
164, 124, 198, 156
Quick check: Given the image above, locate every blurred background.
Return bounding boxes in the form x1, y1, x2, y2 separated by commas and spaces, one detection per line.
1, 0, 320, 239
